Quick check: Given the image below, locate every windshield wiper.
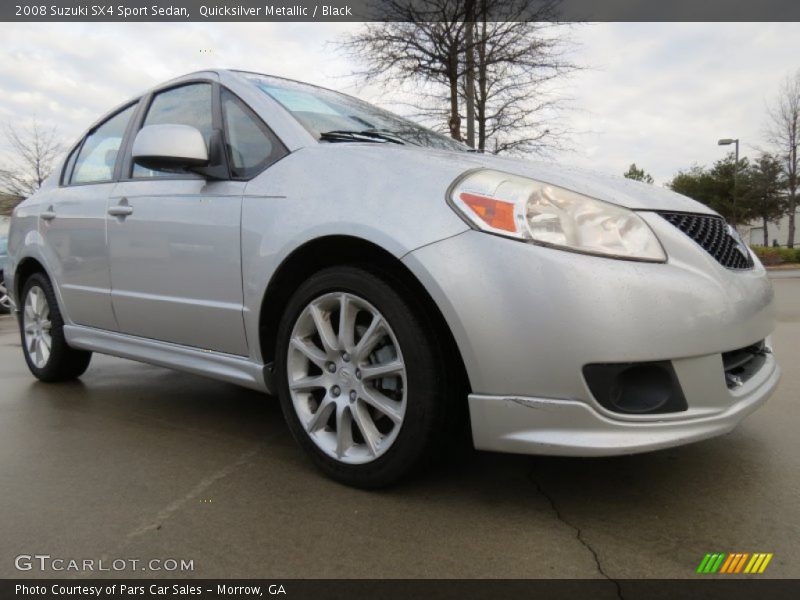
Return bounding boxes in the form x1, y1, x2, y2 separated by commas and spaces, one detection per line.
319, 130, 405, 145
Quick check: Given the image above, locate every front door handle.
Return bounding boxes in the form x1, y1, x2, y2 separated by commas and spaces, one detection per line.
41, 206, 56, 221
108, 199, 133, 218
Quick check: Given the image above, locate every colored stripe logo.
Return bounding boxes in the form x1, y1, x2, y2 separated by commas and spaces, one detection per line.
696, 552, 773, 574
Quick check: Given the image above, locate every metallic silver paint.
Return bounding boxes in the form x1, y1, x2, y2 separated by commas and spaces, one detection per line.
469, 353, 780, 455
108, 178, 249, 355
36, 183, 118, 330
131, 124, 209, 165
63, 324, 267, 391
6, 69, 780, 459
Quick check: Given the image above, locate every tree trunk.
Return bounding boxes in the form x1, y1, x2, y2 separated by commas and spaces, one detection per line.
790, 143, 798, 247
476, 4, 487, 151
763, 214, 769, 247
464, 0, 476, 148
447, 48, 461, 141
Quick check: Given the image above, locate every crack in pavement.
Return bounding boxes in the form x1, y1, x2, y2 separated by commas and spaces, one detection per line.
528, 469, 624, 600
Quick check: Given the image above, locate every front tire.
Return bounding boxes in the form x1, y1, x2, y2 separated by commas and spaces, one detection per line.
275, 265, 448, 488
20, 273, 92, 382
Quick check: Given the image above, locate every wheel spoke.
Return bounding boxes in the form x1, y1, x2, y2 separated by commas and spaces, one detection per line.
354, 314, 385, 359
306, 396, 335, 433
290, 337, 327, 368
289, 374, 327, 391
360, 387, 403, 424
287, 291, 407, 465
310, 303, 339, 354
337, 293, 357, 353
352, 402, 381, 456
40, 319, 52, 332
335, 404, 354, 458
360, 360, 404, 381
35, 339, 44, 366
34, 289, 45, 315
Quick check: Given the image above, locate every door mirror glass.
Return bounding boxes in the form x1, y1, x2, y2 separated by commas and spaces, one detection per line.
131, 124, 209, 172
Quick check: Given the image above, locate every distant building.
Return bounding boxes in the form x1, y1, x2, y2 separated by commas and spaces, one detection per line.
743, 208, 800, 247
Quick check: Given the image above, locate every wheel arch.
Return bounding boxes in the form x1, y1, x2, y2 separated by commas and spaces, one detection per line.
258, 235, 471, 396
14, 256, 49, 304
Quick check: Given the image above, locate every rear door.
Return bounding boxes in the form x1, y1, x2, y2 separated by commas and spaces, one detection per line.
40, 102, 138, 330
108, 81, 249, 356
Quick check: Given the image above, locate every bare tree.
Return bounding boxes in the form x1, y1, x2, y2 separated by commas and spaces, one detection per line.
0, 120, 64, 199
766, 69, 800, 247
468, 0, 576, 154
342, 1, 469, 140
340, 0, 576, 154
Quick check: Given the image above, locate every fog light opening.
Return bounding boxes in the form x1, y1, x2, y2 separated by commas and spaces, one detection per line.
609, 365, 672, 413
583, 361, 688, 415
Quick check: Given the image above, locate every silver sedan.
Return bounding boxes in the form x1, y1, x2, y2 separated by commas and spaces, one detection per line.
5, 70, 779, 487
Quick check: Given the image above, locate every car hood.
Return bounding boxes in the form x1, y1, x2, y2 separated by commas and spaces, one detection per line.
380, 145, 718, 215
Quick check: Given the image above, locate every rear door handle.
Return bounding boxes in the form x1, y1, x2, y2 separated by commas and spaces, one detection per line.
41, 206, 56, 221
108, 199, 133, 218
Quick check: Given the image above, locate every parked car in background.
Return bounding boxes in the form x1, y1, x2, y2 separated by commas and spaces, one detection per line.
5, 70, 780, 487
0, 216, 11, 314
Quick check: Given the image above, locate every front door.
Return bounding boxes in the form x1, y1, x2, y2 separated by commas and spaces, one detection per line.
107, 179, 247, 355
107, 82, 248, 356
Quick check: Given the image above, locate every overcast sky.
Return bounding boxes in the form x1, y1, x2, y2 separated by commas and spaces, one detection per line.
0, 21, 798, 185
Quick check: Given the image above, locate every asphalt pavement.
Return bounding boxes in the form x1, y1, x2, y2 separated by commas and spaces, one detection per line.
0, 277, 798, 580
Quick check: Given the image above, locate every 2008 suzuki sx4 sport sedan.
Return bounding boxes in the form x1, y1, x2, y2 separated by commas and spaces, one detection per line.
6, 70, 780, 487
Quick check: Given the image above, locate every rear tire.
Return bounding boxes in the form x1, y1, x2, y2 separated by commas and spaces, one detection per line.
19, 273, 92, 382
275, 265, 451, 488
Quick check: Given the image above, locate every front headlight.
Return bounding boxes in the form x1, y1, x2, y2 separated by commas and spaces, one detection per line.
449, 169, 666, 262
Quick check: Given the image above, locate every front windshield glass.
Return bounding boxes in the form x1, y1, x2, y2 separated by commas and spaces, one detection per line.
244, 73, 467, 152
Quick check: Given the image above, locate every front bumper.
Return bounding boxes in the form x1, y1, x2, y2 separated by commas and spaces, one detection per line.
469, 351, 779, 455
402, 213, 779, 456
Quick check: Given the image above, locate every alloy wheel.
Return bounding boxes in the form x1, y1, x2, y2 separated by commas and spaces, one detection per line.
23, 285, 52, 368
287, 292, 407, 464
0, 275, 11, 311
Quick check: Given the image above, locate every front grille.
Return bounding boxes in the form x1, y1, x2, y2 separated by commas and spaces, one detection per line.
722, 340, 769, 389
658, 212, 754, 270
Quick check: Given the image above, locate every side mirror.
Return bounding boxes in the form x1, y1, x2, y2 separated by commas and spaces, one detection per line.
132, 124, 209, 171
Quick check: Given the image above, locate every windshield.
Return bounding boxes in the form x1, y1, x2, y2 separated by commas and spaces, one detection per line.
245, 73, 468, 152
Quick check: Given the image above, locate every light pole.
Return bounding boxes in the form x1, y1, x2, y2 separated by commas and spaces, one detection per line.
718, 138, 739, 225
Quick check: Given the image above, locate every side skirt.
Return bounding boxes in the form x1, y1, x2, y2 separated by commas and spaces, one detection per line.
64, 325, 270, 393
